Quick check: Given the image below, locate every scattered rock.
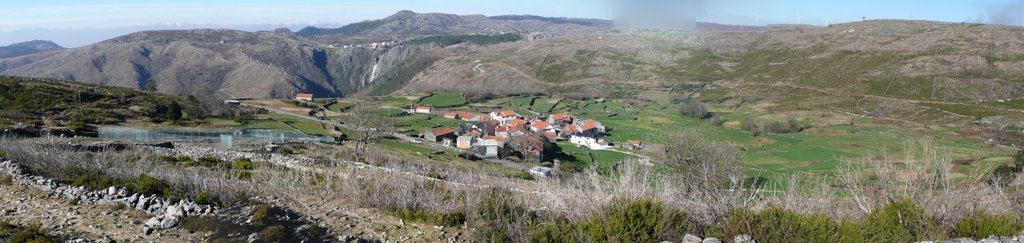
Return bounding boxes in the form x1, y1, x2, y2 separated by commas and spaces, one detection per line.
702, 237, 722, 243
165, 205, 186, 219
142, 226, 153, 235
734, 234, 754, 243
682, 234, 703, 243
159, 217, 180, 229
144, 217, 162, 228
247, 233, 259, 243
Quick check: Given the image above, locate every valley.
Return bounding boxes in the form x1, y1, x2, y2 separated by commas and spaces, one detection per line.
0, 9, 1022, 243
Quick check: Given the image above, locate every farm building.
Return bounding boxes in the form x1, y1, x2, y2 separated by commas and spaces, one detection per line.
415, 106, 432, 114
457, 136, 475, 149
295, 93, 314, 101
444, 112, 460, 119
425, 127, 456, 146
475, 138, 503, 158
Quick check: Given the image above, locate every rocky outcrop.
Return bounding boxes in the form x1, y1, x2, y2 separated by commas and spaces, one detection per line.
0, 158, 217, 234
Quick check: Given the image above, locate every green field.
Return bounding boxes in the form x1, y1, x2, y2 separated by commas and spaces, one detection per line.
324, 92, 1017, 185
327, 101, 351, 112
419, 93, 468, 108
205, 114, 333, 136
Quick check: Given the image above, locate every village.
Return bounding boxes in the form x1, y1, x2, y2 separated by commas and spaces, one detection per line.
412, 105, 640, 160
280, 92, 645, 175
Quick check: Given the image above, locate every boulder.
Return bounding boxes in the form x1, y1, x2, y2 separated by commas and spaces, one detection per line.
142, 226, 153, 235
734, 234, 754, 243
144, 217, 162, 228
702, 238, 722, 243
136, 196, 150, 210
159, 217, 179, 229
682, 234, 703, 243
106, 186, 117, 196
248, 233, 259, 243
165, 205, 186, 219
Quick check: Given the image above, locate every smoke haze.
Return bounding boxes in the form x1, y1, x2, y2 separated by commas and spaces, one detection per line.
614, 0, 706, 30
982, 0, 1024, 26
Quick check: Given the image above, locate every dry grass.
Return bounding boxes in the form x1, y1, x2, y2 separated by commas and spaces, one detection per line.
0, 136, 1020, 241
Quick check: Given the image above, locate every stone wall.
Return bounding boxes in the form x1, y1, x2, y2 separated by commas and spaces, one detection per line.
0, 158, 217, 235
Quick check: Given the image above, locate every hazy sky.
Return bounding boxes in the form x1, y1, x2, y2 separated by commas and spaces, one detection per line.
1, 0, 1021, 47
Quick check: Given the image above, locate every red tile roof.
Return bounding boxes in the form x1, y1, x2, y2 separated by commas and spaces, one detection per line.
509, 119, 528, 127
627, 140, 642, 145
531, 121, 552, 130
564, 124, 578, 133
483, 136, 506, 142
551, 113, 574, 121
417, 106, 431, 110
581, 119, 600, 131
496, 125, 511, 133
296, 93, 314, 99
431, 127, 454, 136
497, 110, 517, 117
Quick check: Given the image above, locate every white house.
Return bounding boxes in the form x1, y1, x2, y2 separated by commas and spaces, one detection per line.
475, 138, 503, 158
415, 106, 432, 114
490, 110, 518, 124
567, 119, 610, 150
570, 135, 610, 150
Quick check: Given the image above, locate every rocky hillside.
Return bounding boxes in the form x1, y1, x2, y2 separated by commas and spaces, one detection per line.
4, 14, 1024, 116
0, 29, 426, 102
403, 20, 1024, 103
0, 40, 63, 59
297, 10, 611, 43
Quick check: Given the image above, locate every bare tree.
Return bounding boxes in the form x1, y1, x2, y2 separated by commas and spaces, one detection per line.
659, 130, 747, 222
345, 104, 393, 155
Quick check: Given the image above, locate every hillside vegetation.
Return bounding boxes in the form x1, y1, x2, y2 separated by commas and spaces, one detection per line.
0, 76, 200, 136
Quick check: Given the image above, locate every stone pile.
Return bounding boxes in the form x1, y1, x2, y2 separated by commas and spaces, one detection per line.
0, 158, 217, 234
143, 145, 315, 167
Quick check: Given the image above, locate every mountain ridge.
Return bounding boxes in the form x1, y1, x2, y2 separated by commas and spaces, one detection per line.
0, 40, 63, 59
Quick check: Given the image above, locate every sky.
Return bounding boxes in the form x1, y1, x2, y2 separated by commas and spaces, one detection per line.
1, 0, 1022, 47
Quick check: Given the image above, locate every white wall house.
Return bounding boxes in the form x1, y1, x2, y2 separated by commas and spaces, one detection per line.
570, 135, 611, 150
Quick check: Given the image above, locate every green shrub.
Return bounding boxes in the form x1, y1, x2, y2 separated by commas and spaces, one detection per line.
180, 216, 223, 233
861, 199, 943, 242
133, 175, 173, 198
989, 165, 1017, 187
712, 207, 840, 242
1014, 150, 1024, 172
251, 204, 278, 226
0, 174, 11, 186
531, 219, 579, 243
579, 198, 689, 242
0, 150, 7, 158
259, 226, 289, 242
233, 158, 254, 171
954, 209, 1021, 239
8, 225, 59, 243
194, 189, 218, 205
473, 188, 534, 242
193, 156, 222, 167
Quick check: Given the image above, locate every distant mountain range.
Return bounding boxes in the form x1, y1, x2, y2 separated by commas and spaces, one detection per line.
1, 11, 1021, 109
0, 40, 63, 59
0, 11, 611, 102
296, 10, 612, 44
